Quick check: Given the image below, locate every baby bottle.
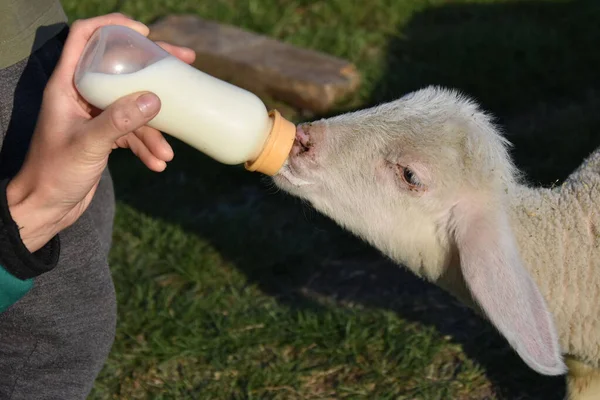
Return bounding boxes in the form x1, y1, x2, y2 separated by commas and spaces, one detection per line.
74, 25, 296, 176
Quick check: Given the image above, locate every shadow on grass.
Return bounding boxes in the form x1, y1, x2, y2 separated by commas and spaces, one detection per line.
114, 0, 600, 398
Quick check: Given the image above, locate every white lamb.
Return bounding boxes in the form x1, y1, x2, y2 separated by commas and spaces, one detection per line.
273, 86, 600, 400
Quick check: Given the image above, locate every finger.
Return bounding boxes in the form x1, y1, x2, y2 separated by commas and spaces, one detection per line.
134, 127, 174, 162
83, 91, 161, 156
155, 41, 196, 64
124, 134, 167, 172
114, 135, 129, 149
54, 13, 149, 82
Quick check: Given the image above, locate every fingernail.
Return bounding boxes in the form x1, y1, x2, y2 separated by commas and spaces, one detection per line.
162, 139, 174, 161
137, 93, 160, 117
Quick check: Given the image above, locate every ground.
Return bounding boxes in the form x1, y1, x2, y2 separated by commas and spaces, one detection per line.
61, 0, 600, 398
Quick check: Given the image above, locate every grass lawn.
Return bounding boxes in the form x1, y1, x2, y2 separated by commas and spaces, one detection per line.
62, 0, 600, 398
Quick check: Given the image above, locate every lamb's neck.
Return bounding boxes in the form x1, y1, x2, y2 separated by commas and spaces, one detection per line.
510, 176, 600, 279
510, 178, 600, 365
509, 184, 562, 282
511, 143, 600, 233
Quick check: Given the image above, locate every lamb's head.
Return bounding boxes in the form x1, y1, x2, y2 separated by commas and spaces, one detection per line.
275, 87, 517, 275
273, 86, 566, 376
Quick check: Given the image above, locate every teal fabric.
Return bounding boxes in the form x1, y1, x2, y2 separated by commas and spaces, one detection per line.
0, 266, 33, 313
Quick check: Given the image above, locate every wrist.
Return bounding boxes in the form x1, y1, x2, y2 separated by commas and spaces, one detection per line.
0, 178, 61, 280
6, 176, 65, 253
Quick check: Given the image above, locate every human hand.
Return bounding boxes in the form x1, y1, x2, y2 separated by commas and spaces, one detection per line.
7, 13, 196, 252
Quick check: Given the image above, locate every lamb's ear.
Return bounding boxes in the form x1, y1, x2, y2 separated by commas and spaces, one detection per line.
451, 200, 566, 376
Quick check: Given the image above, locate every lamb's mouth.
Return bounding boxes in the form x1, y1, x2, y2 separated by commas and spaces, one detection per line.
273, 124, 315, 187
274, 160, 312, 187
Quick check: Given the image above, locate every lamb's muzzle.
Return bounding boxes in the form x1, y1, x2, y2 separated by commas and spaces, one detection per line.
291, 124, 312, 156
275, 124, 319, 188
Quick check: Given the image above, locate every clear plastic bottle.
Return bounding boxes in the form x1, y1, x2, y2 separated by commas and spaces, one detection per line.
74, 25, 296, 176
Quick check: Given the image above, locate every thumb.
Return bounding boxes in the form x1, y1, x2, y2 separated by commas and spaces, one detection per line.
84, 92, 161, 154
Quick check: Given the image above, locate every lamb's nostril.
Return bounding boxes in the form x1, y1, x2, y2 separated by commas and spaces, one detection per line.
296, 125, 310, 146
292, 124, 312, 156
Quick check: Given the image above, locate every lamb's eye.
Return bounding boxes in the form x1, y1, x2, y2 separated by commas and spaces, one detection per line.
400, 166, 421, 188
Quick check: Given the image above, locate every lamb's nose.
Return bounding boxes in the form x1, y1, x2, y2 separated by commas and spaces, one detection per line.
296, 124, 310, 144
291, 124, 312, 157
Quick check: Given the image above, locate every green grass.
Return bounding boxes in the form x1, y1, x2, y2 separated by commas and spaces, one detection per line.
59, 0, 600, 398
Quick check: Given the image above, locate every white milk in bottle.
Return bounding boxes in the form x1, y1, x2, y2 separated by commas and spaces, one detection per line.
74, 25, 296, 175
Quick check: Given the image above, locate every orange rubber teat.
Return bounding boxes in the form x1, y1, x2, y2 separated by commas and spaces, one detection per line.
245, 110, 296, 176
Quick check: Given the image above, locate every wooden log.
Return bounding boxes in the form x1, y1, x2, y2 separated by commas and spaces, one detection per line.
148, 15, 360, 114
